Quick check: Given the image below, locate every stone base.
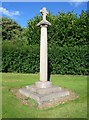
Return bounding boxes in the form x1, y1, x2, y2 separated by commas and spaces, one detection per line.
35, 81, 52, 88
19, 84, 70, 108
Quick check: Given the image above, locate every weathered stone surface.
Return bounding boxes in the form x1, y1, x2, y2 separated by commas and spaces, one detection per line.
40, 25, 48, 83
19, 85, 70, 107
26, 84, 61, 94
35, 81, 52, 88
38, 7, 51, 85
37, 20, 51, 26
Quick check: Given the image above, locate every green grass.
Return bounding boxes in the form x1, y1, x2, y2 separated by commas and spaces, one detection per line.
2, 73, 87, 118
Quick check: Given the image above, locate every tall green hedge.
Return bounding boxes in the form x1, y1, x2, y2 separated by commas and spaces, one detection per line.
49, 45, 88, 75
2, 42, 88, 75
2, 42, 40, 73
2, 11, 88, 75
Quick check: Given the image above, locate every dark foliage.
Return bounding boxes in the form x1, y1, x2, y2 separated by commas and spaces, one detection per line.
2, 42, 88, 75
2, 11, 89, 75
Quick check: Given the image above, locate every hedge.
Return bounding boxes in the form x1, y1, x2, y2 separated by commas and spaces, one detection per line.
2, 42, 89, 75
2, 42, 40, 73
49, 45, 88, 75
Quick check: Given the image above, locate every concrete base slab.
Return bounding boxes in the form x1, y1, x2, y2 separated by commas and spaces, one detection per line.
19, 84, 70, 108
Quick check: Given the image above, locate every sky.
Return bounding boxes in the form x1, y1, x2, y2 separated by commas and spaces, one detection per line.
0, 2, 88, 28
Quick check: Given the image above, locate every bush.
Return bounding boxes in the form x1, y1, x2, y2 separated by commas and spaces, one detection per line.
2, 41, 40, 73
2, 41, 88, 75
49, 45, 89, 75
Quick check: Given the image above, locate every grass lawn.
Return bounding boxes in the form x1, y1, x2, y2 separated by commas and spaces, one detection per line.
2, 73, 87, 118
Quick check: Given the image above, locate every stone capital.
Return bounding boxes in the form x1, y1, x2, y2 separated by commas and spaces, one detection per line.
37, 20, 51, 27
40, 24, 48, 28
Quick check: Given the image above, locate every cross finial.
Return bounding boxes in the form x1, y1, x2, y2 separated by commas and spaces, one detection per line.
37, 7, 51, 26
40, 7, 48, 21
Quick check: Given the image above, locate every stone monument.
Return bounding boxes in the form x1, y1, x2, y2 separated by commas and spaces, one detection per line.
19, 7, 70, 108
36, 7, 52, 88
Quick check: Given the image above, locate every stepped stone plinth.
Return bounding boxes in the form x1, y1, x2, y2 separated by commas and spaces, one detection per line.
19, 84, 70, 108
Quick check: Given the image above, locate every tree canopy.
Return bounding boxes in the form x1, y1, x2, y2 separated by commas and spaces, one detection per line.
2, 17, 22, 41
26, 11, 88, 47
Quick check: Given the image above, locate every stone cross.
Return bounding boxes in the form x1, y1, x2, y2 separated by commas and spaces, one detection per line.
19, 8, 70, 108
36, 7, 51, 88
40, 7, 48, 21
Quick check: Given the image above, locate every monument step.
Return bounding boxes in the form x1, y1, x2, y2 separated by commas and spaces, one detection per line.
19, 87, 69, 105
39, 90, 69, 103
19, 88, 41, 102
26, 84, 62, 94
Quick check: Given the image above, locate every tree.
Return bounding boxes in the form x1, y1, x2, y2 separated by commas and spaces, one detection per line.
26, 11, 88, 47
27, 15, 41, 45
2, 17, 22, 40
